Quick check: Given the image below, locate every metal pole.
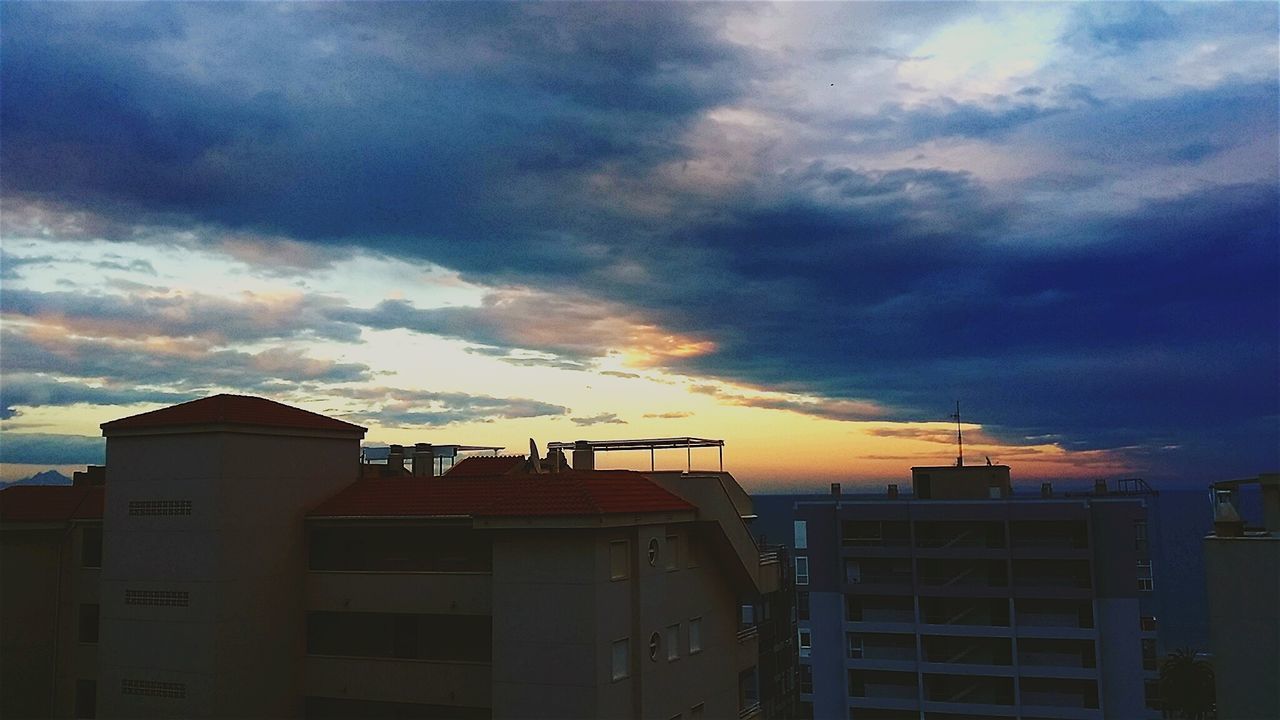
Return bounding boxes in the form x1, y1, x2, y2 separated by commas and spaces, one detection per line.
687, 441, 691, 472
719, 445, 723, 472
650, 447, 655, 471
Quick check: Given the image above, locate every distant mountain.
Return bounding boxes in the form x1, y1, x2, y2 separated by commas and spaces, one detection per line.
9, 470, 72, 486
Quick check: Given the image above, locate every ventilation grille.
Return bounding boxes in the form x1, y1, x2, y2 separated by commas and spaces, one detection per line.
121, 679, 186, 699
129, 500, 192, 516
124, 590, 189, 607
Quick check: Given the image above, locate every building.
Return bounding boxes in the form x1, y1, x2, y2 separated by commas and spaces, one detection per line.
1204, 472, 1279, 720
0, 394, 782, 719
793, 466, 1160, 720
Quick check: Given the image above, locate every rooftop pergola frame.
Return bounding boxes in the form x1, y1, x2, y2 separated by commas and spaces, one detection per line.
547, 437, 725, 472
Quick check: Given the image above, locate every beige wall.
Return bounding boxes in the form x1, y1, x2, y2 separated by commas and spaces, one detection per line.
1205, 536, 1280, 720
98, 429, 360, 718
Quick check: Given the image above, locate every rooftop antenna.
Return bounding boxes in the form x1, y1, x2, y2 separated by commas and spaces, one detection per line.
949, 400, 964, 467
528, 438, 544, 474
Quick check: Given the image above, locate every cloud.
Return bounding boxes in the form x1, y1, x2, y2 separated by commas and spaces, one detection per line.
1, 286, 360, 344
332, 386, 570, 428
0, 433, 105, 465
644, 411, 692, 419
0, 376, 193, 420
571, 413, 627, 427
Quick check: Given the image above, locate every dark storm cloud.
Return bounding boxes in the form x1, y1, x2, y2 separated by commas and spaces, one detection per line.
0, 377, 193, 420
2, 2, 1277, 480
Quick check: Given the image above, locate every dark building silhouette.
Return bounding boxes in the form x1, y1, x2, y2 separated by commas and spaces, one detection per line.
0, 394, 783, 719
1204, 472, 1279, 720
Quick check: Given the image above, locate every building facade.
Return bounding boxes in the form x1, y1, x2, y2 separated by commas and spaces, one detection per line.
1, 395, 780, 719
793, 466, 1160, 720
1204, 473, 1279, 720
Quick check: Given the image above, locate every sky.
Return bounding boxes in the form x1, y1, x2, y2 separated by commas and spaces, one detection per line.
1, 2, 1276, 491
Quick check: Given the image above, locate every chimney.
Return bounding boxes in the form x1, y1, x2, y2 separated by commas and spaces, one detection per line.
412, 443, 434, 477
1093, 479, 1108, 495
572, 440, 594, 471
388, 445, 405, 476
831, 482, 842, 498
887, 483, 899, 499
545, 447, 567, 473
1041, 481, 1054, 498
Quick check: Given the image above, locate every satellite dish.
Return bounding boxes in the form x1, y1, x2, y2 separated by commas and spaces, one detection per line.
529, 438, 544, 474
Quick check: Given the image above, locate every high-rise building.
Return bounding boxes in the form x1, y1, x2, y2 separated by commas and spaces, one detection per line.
793, 466, 1160, 720
1204, 472, 1279, 720
0, 394, 783, 719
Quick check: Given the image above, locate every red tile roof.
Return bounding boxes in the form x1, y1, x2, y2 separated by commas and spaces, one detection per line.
445, 455, 528, 477
101, 394, 365, 434
310, 470, 695, 519
0, 485, 104, 523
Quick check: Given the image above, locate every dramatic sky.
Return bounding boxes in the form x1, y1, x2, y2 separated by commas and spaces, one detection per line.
2, 2, 1276, 490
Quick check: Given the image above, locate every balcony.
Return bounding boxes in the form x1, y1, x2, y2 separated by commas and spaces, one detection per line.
307, 570, 492, 615
304, 655, 490, 709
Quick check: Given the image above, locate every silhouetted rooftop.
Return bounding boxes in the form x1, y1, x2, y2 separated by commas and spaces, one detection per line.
101, 394, 366, 434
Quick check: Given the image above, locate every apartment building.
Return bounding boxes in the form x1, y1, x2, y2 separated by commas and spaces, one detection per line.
793, 465, 1160, 720
1204, 472, 1279, 720
0, 394, 779, 719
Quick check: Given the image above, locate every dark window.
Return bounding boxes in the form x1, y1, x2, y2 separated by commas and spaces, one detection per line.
81, 527, 102, 568
798, 591, 810, 621
799, 665, 813, 694
1140, 615, 1158, 632
306, 612, 491, 662
74, 679, 96, 719
1142, 639, 1158, 671
1144, 680, 1162, 710
78, 604, 99, 644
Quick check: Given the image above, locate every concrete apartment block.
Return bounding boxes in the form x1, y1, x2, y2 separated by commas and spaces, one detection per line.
793, 467, 1161, 720
1, 394, 787, 720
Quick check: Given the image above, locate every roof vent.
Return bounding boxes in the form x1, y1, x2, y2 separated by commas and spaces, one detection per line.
412, 443, 434, 477
887, 483, 899, 499
388, 445, 405, 475
1041, 481, 1053, 498
831, 483, 841, 498
1213, 489, 1245, 537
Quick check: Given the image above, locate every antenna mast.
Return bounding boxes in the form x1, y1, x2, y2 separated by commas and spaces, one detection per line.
950, 400, 964, 467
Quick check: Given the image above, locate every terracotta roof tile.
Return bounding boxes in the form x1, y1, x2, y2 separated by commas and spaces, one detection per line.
310, 469, 694, 519
444, 455, 527, 477
0, 485, 104, 523
101, 394, 365, 434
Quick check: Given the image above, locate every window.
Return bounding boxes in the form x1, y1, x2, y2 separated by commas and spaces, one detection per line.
795, 556, 809, 586
612, 638, 630, 680
666, 535, 680, 571
690, 704, 704, 719
845, 560, 861, 584
666, 624, 680, 661
78, 604, 99, 644
648, 538, 660, 566
81, 527, 102, 569
1137, 560, 1154, 592
1145, 680, 1162, 710
794, 520, 808, 549
1142, 639, 1158, 671
75, 679, 96, 719
689, 618, 702, 654
798, 629, 812, 658
798, 591, 810, 621
847, 634, 863, 659
307, 612, 491, 662
1134, 521, 1148, 552
121, 679, 185, 699
687, 535, 699, 568
610, 540, 629, 581
124, 590, 189, 607
799, 665, 813, 694
741, 604, 755, 627
1140, 615, 1158, 632
649, 632, 661, 661
128, 500, 192, 516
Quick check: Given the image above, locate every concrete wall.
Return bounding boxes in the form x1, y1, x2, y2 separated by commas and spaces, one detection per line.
1205, 536, 1280, 720
98, 429, 360, 718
